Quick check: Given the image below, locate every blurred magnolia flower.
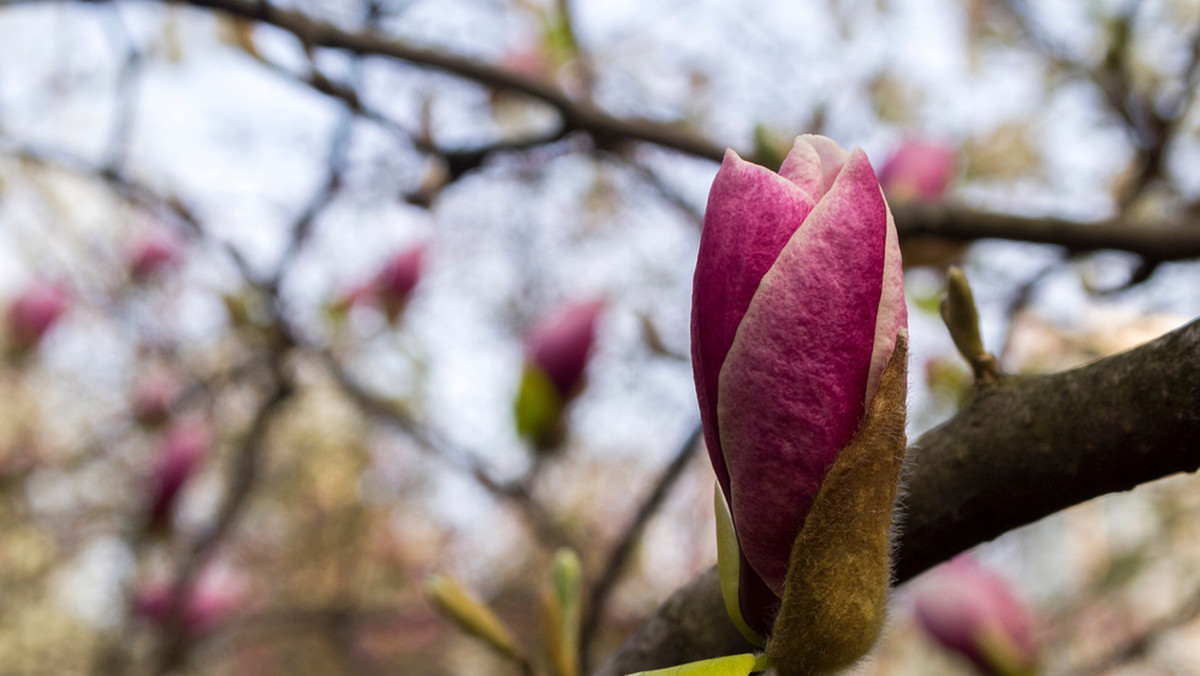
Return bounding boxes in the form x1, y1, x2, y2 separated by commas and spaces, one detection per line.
147, 421, 210, 531
374, 243, 429, 321
879, 139, 956, 202
338, 243, 429, 323
134, 565, 248, 636
913, 556, 1038, 676
514, 298, 604, 450
128, 231, 182, 281
693, 135, 907, 674
131, 369, 181, 428
6, 282, 68, 354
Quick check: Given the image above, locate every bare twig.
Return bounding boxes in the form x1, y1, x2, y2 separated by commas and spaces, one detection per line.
579, 424, 702, 670
1065, 583, 1200, 675
153, 363, 292, 674
313, 347, 572, 550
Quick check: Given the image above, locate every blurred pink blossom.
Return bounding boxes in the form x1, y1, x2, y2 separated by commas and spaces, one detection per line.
525, 298, 604, 400
503, 45, 553, 79
338, 243, 429, 323
6, 282, 68, 352
913, 556, 1038, 675
879, 139, 956, 202
134, 566, 248, 636
131, 370, 181, 428
128, 231, 182, 280
374, 243, 428, 318
147, 422, 210, 529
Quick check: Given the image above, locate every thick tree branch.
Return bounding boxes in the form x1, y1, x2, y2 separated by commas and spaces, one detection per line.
595, 318, 1200, 676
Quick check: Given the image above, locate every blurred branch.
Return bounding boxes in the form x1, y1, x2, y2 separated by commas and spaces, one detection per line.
595, 317, 1200, 675
579, 424, 702, 669
12, 4, 1200, 260
311, 347, 571, 550
99, 5, 143, 168
891, 202, 1200, 262
1066, 582, 1200, 675
995, 0, 1200, 209
153, 360, 293, 674
128, 0, 733, 162
618, 156, 705, 226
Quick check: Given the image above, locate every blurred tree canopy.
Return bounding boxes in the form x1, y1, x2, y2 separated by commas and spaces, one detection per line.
0, 0, 1199, 674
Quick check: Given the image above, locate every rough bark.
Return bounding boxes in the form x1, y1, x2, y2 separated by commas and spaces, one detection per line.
595, 318, 1200, 676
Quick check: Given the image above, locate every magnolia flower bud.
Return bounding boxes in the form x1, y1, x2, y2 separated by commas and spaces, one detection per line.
6, 283, 68, 353
134, 566, 247, 636
514, 299, 604, 449
526, 299, 604, 400
131, 370, 181, 428
147, 422, 209, 530
374, 243, 429, 322
692, 135, 907, 672
878, 139, 956, 202
128, 231, 182, 281
914, 556, 1038, 676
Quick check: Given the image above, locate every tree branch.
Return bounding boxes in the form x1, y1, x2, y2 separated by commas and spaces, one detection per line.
890, 203, 1200, 262
134, 0, 733, 163
595, 317, 1200, 676
580, 424, 702, 669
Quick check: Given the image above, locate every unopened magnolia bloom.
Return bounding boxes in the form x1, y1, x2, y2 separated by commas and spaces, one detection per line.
135, 566, 248, 636
148, 422, 210, 529
6, 283, 68, 352
131, 369, 181, 428
129, 231, 182, 280
514, 299, 604, 448
914, 557, 1038, 676
692, 135, 907, 673
374, 243, 428, 320
878, 139, 956, 202
525, 299, 604, 400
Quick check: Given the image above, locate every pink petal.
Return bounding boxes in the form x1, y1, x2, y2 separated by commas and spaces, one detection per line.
781, 134, 851, 196
526, 298, 604, 398
691, 149, 816, 495
879, 140, 956, 202
866, 206, 907, 404
716, 148, 888, 593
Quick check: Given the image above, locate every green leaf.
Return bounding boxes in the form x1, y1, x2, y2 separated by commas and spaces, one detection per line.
714, 484, 766, 647
626, 652, 764, 676
514, 363, 564, 443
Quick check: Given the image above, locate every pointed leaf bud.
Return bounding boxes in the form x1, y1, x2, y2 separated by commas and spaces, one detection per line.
544, 548, 583, 676
425, 574, 524, 661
